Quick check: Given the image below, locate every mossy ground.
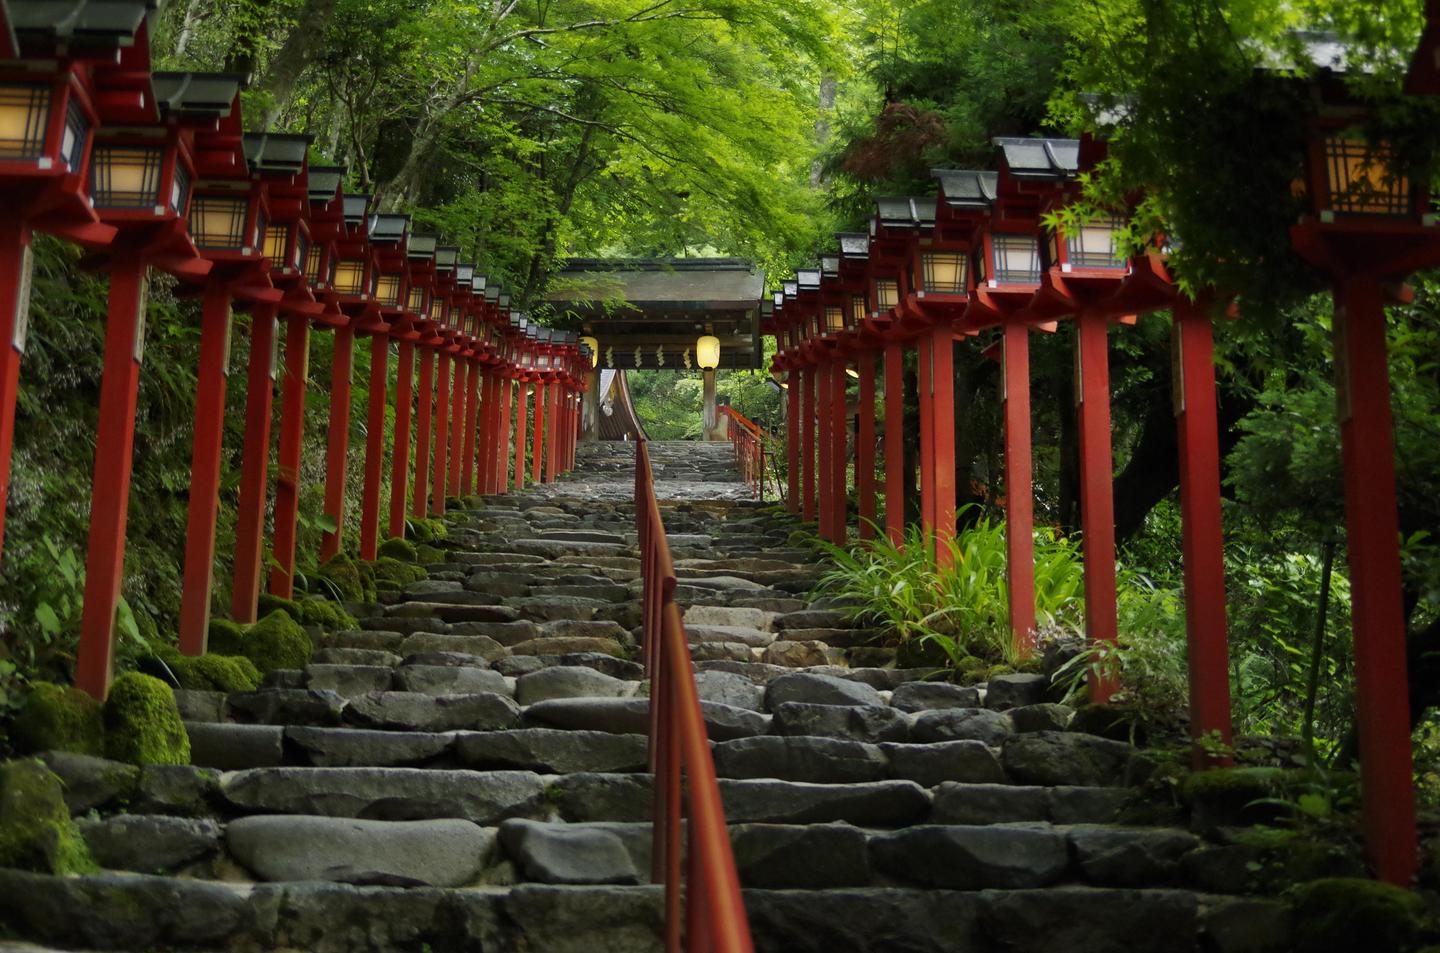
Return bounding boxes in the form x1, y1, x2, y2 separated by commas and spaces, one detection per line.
0, 759, 95, 874
12, 683, 104, 756
102, 672, 190, 766
1291, 877, 1431, 953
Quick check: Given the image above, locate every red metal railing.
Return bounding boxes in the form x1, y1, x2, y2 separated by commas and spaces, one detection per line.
635, 440, 755, 953
718, 406, 767, 498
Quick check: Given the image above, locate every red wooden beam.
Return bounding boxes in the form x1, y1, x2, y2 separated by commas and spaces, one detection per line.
1074, 310, 1120, 703
388, 338, 415, 538
530, 380, 546, 483
0, 220, 32, 565
477, 369, 496, 494
358, 332, 388, 560
546, 378, 560, 481
319, 325, 354, 562
816, 362, 833, 540
828, 358, 848, 542
462, 359, 480, 495
801, 367, 816, 522
1002, 323, 1037, 656
785, 368, 800, 513
884, 342, 905, 545
178, 284, 234, 653
268, 317, 310, 599
513, 382, 528, 490
75, 255, 148, 699
431, 350, 451, 514
495, 375, 513, 494
856, 354, 877, 539
929, 325, 956, 566
412, 347, 434, 517
231, 306, 280, 622
447, 355, 466, 498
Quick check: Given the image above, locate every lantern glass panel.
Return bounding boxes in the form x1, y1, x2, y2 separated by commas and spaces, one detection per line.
991, 234, 1041, 284
921, 252, 967, 293
91, 145, 164, 208
1066, 217, 1126, 269
294, 232, 309, 273
190, 195, 248, 248
407, 286, 425, 311
824, 306, 844, 334
60, 98, 88, 171
262, 226, 287, 267
874, 278, 899, 310
850, 294, 865, 327
376, 273, 401, 306
0, 85, 50, 159
333, 259, 366, 294
170, 162, 190, 214
1323, 136, 1411, 215
305, 241, 323, 280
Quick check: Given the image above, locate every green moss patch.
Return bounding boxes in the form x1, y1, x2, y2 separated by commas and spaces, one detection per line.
257, 593, 298, 620
12, 683, 104, 756
1291, 878, 1428, 953
153, 646, 261, 693
293, 597, 357, 631
210, 610, 312, 674
1182, 766, 1298, 827
370, 556, 425, 588
414, 543, 446, 564
377, 536, 418, 561
0, 759, 95, 874
316, 552, 366, 602
102, 673, 189, 766
408, 518, 448, 543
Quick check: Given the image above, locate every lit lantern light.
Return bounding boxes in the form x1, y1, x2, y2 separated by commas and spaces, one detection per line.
1316, 136, 1414, 220
374, 272, 401, 307
188, 193, 252, 250
823, 305, 845, 336
333, 258, 366, 295
983, 233, 1043, 286
696, 334, 720, 370
1062, 215, 1127, 271
91, 142, 177, 212
920, 250, 967, 294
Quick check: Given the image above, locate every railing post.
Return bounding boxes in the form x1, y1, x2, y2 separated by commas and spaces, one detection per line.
447, 352, 466, 498
1075, 310, 1120, 703
884, 342, 905, 545
513, 381, 527, 490
432, 349, 451, 514
358, 331, 389, 561
320, 323, 355, 561
412, 346, 435, 517
388, 338, 415, 537
462, 357, 481, 495
268, 317, 310, 598
495, 375, 513, 494
828, 357, 848, 543
857, 352, 877, 539
801, 365, 816, 522
816, 362, 832, 539
232, 305, 281, 620
786, 368, 800, 512
1002, 323, 1036, 655
530, 380, 546, 483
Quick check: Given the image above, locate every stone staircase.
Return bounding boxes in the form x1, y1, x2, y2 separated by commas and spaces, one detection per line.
0, 441, 1289, 953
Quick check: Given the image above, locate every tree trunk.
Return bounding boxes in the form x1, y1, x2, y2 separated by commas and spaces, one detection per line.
376, 117, 447, 211
810, 73, 836, 187
255, 0, 339, 127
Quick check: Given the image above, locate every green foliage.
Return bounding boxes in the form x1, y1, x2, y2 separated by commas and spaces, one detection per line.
12, 683, 104, 756
0, 759, 95, 874
102, 672, 190, 767
1290, 878, 1429, 953
209, 610, 313, 675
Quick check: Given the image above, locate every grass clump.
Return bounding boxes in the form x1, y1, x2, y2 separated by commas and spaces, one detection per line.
102, 672, 190, 766
0, 759, 95, 874
12, 682, 104, 756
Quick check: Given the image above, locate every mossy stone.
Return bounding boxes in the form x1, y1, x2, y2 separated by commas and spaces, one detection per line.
371, 556, 425, 588
1182, 766, 1295, 828
102, 673, 190, 767
208, 617, 243, 648
212, 610, 312, 674
414, 543, 445, 564
409, 518, 448, 543
985, 663, 1016, 679
957, 656, 990, 682
153, 646, 261, 693
256, 593, 299, 619
1071, 702, 1144, 743
317, 552, 366, 602
895, 636, 951, 669
293, 597, 357, 631
377, 536, 418, 561
1291, 878, 1427, 953
0, 759, 95, 874
12, 683, 104, 756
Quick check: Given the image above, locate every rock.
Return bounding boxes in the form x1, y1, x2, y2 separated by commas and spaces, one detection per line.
539, 618, 632, 641
185, 722, 285, 770
931, 782, 1050, 824
985, 673, 1051, 710
507, 596, 606, 621
1010, 703, 1075, 733
912, 708, 1013, 746
0, 869, 267, 950
765, 673, 883, 709
881, 741, 1006, 787
263, 880, 506, 952
889, 681, 982, 713
173, 689, 226, 723
394, 665, 511, 696
730, 823, 870, 888
504, 884, 663, 953
771, 702, 910, 743
227, 689, 347, 727
1069, 828, 1200, 886
344, 691, 521, 732
718, 778, 930, 826
228, 815, 492, 887
547, 773, 654, 822
449, 619, 543, 644
558, 653, 645, 680
685, 605, 774, 630
741, 887, 981, 953
454, 729, 648, 774
690, 641, 755, 662
525, 697, 769, 741
761, 640, 831, 667
312, 647, 403, 667
287, 726, 455, 767
1049, 786, 1133, 824
773, 609, 849, 631
978, 886, 1198, 953
305, 664, 394, 698
1198, 897, 1293, 953
134, 765, 222, 816
1001, 731, 1138, 787
515, 666, 631, 704
870, 825, 1069, 889
493, 655, 548, 677
398, 633, 508, 661
508, 637, 626, 657
694, 670, 765, 711
38, 751, 140, 814
101, 672, 190, 766
77, 814, 221, 871
713, 736, 887, 783
221, 767, 547, 824
499, 818, 640, 885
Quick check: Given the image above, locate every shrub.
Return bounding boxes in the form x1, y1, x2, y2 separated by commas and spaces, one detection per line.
12, 682, 104, 756
377, 536, 418, 562
0, 759, 95, 874
209, 610, 312, 674
102, 672, 190, 766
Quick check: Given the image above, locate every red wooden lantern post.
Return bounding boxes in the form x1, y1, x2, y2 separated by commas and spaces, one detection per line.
495, 335, 515, 495
530, 329, 549, 485
269, 164, 347, 599
446, 265, 478, 500
860, 212, 913, 547
1287, 85, 1440, 885
76, 71, 241, 697
177, 126, 292, 643
834, 238, 878, 538
413, 247, 455, 516
460, 284, 489, 495
387, 235, 436, 538
513, 335, 531, 491
0, 8, 140, 563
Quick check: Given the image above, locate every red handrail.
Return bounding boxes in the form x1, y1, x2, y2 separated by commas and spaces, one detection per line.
718, 406, 767, 498
635, 440, 755, 953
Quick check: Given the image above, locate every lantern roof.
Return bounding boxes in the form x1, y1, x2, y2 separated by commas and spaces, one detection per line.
243, 133, 311, 175
342, 194, 370, 226
407, 234, 437, 259
992, 138, 1079, 179
820, 255, 840, 278
797, 268, 821, 291
782, 279, 798, 299
838, 233, 869, 259
8, 0, 149, 54
874, 196, 936, 229
367, 212, 408, 243
434, 246, 459, 270
932, 169, 998, 208
484, 286, 500, 303
455, 264, 475, 287
307, 166, 345, 204
760, 299, 774, 317
151, 72, 246, 120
